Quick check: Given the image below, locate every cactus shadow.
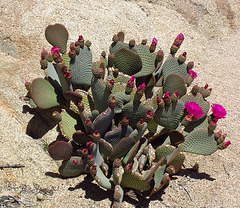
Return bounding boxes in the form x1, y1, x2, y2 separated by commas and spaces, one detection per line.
123, 188, 166, 208
22, 105, 61, 139
45, 171, 64, 179
68, 174, 166, 207
68, 174, 114, 202
175, 168, 216, 181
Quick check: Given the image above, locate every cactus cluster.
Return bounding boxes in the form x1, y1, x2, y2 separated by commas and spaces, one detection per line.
23, 24, 231, 207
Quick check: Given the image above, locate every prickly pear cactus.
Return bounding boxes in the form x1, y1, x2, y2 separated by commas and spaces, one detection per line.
22, 24, 231, 208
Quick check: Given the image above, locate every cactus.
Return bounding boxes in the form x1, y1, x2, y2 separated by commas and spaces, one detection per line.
22, 24, 231, 208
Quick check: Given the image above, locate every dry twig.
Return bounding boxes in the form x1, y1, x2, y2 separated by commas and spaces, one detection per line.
0, 164, 25, 169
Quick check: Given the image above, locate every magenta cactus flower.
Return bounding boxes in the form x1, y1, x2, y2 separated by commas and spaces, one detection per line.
41, 48, 48, 56
151, 38, 158, 46
78, 35, 84, 41
64, 71, 72, 79
223, 141, 231, 148
147, 110, 153, 119
211, 104, 227, 119
164, 91, 171, 101
127, 76, 136, 88
185, 101, 204, 119
25, 81, 30, 86
51, 47, 60, 58
73, 158, 80, 166
109, 79, 115, 85
137, 82, 146, 94
174, 33, 184, 46
177, 33, 184, 41
61, 65, 68, 72
175, 91, 180, 97
188, 69, 197, 79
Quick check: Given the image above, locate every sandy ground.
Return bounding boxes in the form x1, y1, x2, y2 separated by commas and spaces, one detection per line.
0, 0, 239, 207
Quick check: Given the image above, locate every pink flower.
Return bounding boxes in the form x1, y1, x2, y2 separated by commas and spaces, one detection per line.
137, 83, 146, 94
164, 91, 171, 101
61, 65, 68, 72
127, 76, 136, 88
188, 69, 197, 79
223, 141, 231, 149
147, 110, 153, 119
174, 33, 184, 46
211, 104, 227, 119
78, 35, 84, 41
88, 154, 94, 160
41, 48, 48, 56
182, 52, 187, 57
152, 38, 158, 46
64, 71, 72, 79
25, 81, 30, 87
51, 47, 60, 58
157, 97, 164, 105
175, 91, 180, 97
177, 33, 184, 41
109, 79, 115, 85
185, 101, 204, 119
73, 158, 80, 166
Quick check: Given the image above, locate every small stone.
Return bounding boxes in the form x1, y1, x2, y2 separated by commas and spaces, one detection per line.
37, 193, 44, 201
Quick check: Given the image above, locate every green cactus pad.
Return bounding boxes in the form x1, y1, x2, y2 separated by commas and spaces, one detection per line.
155, 145, 185, 173
122, 102, 151, 128
180, 128, 218, 155
59, 156, 86, 177
155, 145, 176, 163
60, 109, 84, 140
30, 78, 63, 109
110, 41, 137, 54
111, 92, 131, 114
110, 137, 136, 161
151, 164, 166, 195
134, 44, 156, 78
91, 165, 114, 190
104, 125, 133, 148
114, 47, 142, 76
62, 53, 71, 68
70, 46, 93, 89
92, 107, 115, 137
121, 171, 150, 191
147, 119, 158, 135
48, 141, 73, 160
161, 55, 188, 84
154, 101, 185, 130
122, 140, 141, 165
91, 77, 111, 113
163, 73, 187, 98
99, 138, 113, 159
74, 89, 95, 114
45, 24, 69, 54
